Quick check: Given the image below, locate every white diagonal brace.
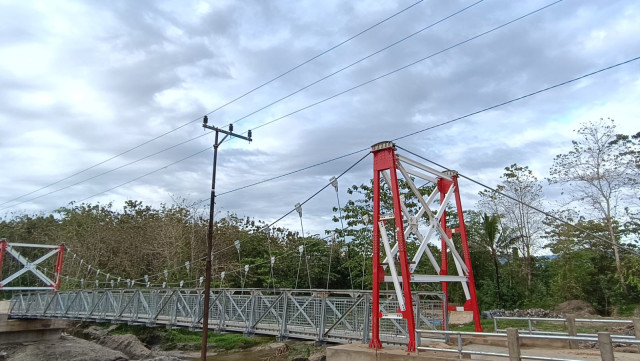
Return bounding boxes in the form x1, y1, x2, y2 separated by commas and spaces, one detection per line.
379, 221, 405, 311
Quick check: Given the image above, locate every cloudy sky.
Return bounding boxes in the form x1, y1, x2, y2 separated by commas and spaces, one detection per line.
1, 0, 639, 235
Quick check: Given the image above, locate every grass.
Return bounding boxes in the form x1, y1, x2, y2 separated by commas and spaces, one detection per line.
102, 324, 272, 351
615, 303, 639, 317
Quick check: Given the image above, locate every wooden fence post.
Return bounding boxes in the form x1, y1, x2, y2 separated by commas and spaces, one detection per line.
507, 328, 521, 361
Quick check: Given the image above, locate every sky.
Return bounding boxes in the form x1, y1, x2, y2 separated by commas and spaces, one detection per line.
1, 0, 639, 237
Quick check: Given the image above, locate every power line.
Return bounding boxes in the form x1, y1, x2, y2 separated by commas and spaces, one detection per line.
250, 0, 565, 132
0, 133, 212, 211
395, 145, 640, 256
211, 56, 640, 202
228, 0, 484, 127
0, 0, 560, 209
77, 148, 210, 203
69, 54, 640, 208
1, 1, 425, 208
11, 27, 639, 211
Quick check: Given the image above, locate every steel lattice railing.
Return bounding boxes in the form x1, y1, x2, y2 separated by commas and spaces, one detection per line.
9, 288, 445, 345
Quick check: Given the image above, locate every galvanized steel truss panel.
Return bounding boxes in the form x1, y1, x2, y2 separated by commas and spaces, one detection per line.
9, 288, 444, 345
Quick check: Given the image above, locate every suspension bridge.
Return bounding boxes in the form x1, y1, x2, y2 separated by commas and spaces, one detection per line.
2, 142, 482, 352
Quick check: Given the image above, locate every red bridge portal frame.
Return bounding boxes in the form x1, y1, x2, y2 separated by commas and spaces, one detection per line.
0, 239, 65, 291
369, 142, 482, 352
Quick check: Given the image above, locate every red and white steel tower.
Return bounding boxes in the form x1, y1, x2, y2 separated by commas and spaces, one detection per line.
369, 142, 482, 352
0, 239, 65, 291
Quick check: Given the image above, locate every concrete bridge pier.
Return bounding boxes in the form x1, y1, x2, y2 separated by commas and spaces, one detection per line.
0, 301, 69, 345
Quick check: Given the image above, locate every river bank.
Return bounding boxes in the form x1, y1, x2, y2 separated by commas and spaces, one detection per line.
0, 322, 327, 361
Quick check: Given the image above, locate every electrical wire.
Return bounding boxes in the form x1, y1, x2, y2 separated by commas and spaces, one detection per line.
249, 0, 565, 132
228, 0, 484, 127
395, 145, 640, 256
0, 0, 564, 210
0, 133, 212, 211
1, 0, 425, 208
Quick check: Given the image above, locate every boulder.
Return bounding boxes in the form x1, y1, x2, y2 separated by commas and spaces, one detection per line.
99, 334, 152, 359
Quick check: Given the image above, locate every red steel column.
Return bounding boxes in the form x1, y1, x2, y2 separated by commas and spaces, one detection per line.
370, 157, 383, 349
0, 239, 7, 289
53, 244, 65, 290
369, 142, 416, 352
452, 175, 483, 332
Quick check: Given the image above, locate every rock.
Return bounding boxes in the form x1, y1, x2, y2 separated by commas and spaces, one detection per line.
555, 300, 597, 317
83, 325, 110, 340
141, 357, 182, 361
99, 334, 152, 359
309, 353, 326, 361
7, 335, 128, 361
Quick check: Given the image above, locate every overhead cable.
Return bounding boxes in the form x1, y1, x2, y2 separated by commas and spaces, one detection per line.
1, 1, 425, 207
395, 145, 640, 256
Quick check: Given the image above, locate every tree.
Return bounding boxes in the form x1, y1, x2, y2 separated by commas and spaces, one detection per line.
549, 119, 639, 286
478, 164, 545, 289
468, 213, 514, 307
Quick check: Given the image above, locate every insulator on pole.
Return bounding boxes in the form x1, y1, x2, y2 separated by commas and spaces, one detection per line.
163, 269, 168, 280
180, 280, 184, 288
270, 256, 275, 266
162, 282, 166, 288
295, 202, 302, 217
244, 265, 249, 273
110, 280, 114, 288
298, 245, 304, 255
199, 276, 204, 286
329, 176, 338, 192
144, 275, 149, 283
234, 240, 240, 253
95, 279, 99, 288
185, 261, 190, 272
220, 272, 225, 281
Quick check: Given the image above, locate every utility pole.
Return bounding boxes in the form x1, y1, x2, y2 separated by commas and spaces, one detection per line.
200, 116, 252, 361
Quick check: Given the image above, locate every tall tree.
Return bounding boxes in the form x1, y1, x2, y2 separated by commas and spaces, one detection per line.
479, 164, 545, 289
549, 119, 638, 285
469, 213, 514, 307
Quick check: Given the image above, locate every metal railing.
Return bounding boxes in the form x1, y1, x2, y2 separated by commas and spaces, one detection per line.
417, 329, 640, 361
9, 288, 445, 345
493, 316, 636, 339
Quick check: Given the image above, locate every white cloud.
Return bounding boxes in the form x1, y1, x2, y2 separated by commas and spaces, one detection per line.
0, 0, 639, 236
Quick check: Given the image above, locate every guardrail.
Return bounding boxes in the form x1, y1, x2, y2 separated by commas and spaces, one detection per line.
417, 329, 640, 361
493, 315, 639, 347
9, 288, 445, 345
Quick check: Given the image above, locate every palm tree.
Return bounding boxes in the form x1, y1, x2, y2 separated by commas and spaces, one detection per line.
478, 213, 508, 306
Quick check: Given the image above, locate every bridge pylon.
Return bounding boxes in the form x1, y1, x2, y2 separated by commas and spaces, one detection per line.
369, 142, 482, 352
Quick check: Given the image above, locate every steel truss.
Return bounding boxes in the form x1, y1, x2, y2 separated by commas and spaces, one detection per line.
369, 142, 482, 352
0, 239, 65, 291
9, 288, 444, 345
